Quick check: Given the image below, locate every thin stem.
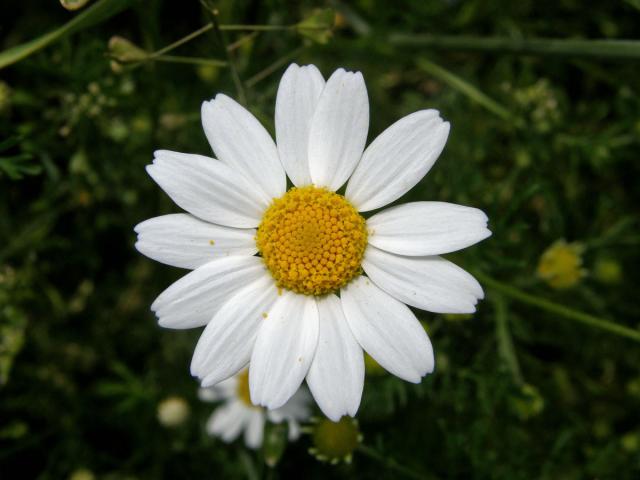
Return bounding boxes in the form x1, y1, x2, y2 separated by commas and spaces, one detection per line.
357, 445, 429, 480
246, 47, 305, 88
227, 31, 259, 52
472, 270, 640, 342
416, 58, 512, 121
149, 23, 214, 58
219, 24, 295, 32
389, 34, 640, 60
151, 55, 227, 67
209, 9, 247, 104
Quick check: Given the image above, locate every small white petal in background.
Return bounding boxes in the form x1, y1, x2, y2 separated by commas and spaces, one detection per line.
200, 370, 311, 449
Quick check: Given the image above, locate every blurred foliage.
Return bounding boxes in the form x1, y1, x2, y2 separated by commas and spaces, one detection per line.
1, 0, 640, 478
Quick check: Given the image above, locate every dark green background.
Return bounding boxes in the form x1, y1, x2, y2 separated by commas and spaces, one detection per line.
1, 0, 639, 478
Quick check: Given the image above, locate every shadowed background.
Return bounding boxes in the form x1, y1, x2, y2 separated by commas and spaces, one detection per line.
1, 0, 639, 478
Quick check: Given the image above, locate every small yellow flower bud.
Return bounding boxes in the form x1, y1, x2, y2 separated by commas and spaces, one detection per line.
108, 36, 148, 68
536, 239, 586, 289
509, 383, 545, 420
309, 416, 362, 464
593, 258, 622, 285
68, 469, 95, 480
621, 432, 639, 452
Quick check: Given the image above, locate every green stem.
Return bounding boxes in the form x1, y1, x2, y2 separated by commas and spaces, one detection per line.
357, 445, 429, 480
219, 24, 295, 32
246, 47, 305, 88
472, 270, 640, 342
149, 23, 214, 58
416, 58, 512, 120
390, 34, 640, 60
150, 55, 226, 67
209, 10, 247, 104
227, 31, 259, 52
493, 294, 524, 385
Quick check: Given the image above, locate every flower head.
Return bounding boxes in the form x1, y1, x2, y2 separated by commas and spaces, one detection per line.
135, 63, 491, 421
308, 416, 362, 464
537, 239, 585, 289
199, 369, 311, 449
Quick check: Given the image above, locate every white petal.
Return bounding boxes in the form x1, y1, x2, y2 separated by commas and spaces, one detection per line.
306, 294, 364, 421
198, 376, 238, 403
151, 256, 266, 329
244, 410, 265, 449
287, 387, 313, 420
191, 275, 279, 385
207, 401, 250, 442
198, 387, 221, 403
367, 202, 492, 256
362, 246, 484, 314
135, 213, 257, 269
268, 388, 312, 423
346, 110, 450, 212
287, 420, 301, 440
249, 292, 319, 410
341, 276, 434, 382
147, 150, 269, 228
201, 94, 285, 199
275, 64, 325, 186
308, 68, 369, 191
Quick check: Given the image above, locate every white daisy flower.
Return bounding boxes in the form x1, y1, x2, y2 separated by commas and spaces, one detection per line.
135, 63, 491, 422
199, 369, 311, 449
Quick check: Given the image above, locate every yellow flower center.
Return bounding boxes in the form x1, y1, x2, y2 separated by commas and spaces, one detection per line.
536, 240, 585, 289
311, 417, 361, 461
236, 369, 255, 407
256, 186, 367, 296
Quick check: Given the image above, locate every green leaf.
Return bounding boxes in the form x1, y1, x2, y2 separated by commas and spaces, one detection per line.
0, 0, 131, 70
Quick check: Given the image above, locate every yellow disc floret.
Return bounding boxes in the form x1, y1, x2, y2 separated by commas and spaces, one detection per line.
256, 186, 367, 296
236, 369, 256, 407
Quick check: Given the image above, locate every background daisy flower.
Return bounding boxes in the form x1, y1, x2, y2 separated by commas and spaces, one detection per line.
135, 63, 491, 421
199, 369, 311, 449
